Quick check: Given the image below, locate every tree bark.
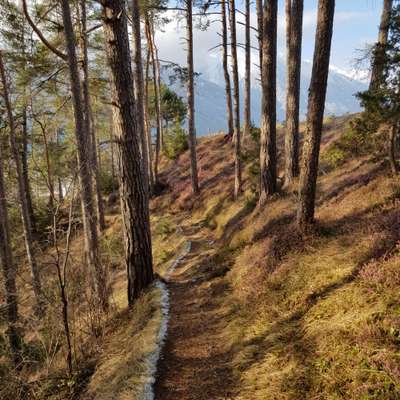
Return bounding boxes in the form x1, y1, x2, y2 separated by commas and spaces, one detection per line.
284, 0, 303, 187
60, 0, 108, 310
131, 0, 151, 194
256, 0, 263, 75
186, 0, 200, 194
78, 0, 106, 232
145, 18, 162, 184
297, 0, 335, 231
221, 0, 234, 138
101, 0, 154, 305
243, 0, 251, 140
39, 122, 55, 209
388, 122, 399, 174
0, 138, 21, 366
228, 0, 242, 199
260, 0, 278, 204
370, 0, 392, 91
56, 129, 64, 203
21, 106, 36, 234
144, 46, 155, 190
0, 50, 44, 316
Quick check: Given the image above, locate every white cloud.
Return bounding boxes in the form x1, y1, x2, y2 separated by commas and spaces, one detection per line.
152, 6, 377, 79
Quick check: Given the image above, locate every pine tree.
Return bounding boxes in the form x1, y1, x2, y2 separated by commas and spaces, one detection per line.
260, 0, 278, 204
101, 0, 154, 304
228, 0, 242, 199
284, 0, 303, 187
186, 0, 200, 194
221, 0, 233, 138
297, 0, 335, 231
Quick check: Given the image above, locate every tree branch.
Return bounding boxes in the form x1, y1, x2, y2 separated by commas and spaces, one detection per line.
22, 0, 67, 61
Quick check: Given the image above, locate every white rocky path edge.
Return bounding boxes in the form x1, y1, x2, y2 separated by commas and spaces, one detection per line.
140, 239, 192, 400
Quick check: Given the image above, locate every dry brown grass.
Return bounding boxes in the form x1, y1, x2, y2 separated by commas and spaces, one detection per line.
3, 114, 400, 399
83, 286, 162, 400
151, 115, 400, 399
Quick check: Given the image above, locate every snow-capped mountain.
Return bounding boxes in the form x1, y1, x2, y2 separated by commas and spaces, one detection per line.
164, 54, 367, 136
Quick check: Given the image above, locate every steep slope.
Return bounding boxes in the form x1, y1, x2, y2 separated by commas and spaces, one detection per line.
149, 115, 400, 399
79, 115, 400, 400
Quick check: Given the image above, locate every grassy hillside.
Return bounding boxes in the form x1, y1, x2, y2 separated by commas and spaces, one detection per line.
149, 115, 400, 399
2, 115, 399, 399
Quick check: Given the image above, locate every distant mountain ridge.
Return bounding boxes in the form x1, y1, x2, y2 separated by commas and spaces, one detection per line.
165, 54, 367, 136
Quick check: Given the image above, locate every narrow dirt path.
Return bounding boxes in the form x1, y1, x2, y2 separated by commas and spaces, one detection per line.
154, 225, 237, 400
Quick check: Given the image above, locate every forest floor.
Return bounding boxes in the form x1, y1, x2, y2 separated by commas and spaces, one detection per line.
154, 223, 237, 400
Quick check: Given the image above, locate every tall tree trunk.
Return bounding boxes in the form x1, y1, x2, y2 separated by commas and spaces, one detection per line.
21, 106, 36, 234
228, 0, 242, 199
297, 0, 335, 231
260, 0, 278, 204
153, 30, 164, 153
56, 129, 64, 203
0, 139, 21, 366
284, 0, 303, 187
0, 50, 44, 316
131, 0, 150, 194
243, 0, 251, 140
146, 18, 162, 184
60, 0, 108, 310
388, 122, 399, 174
144, 46, 155, 189
221, 0, 234, 137
370, 0, 392, 91
186, 0, 200, 194
101, 0, 154, 305
78, 0, 106, 232
109, 110, 117, 190
20, 1, 36, 235
256, 0, 263, 76
39, 123, 55, 209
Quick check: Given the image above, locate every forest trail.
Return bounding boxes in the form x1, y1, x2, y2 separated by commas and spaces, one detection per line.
154, 223, 237, 400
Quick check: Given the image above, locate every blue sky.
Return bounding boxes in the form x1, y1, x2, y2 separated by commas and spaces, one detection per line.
297, 0, 382, 70
158, 1, 383, 76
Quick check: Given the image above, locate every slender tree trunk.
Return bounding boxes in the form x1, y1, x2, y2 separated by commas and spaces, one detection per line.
56, 129, 64, 203
78, 0, 106, 232
0, 141, 21, 366
52, 201, 74, 375
284, 0, 303, 187
40, 123, 55, 209
244, 0, 251, 140
186, 0, 200, 194
110, 110, 116, 190
20, 0, 36, 235
131, 0, 150, 195
370, 0, 392, 91
256, 0, 263, 76
153, 32, 164, 153
146, 18, 162, 184
21, 107, 36, 234
388, 122, 399, 174
221, 0, 234, 137
0, 50, 44, 316
144, 46, 155, 189
228, 0, 242, 199
297, 0, 335, 231
260, 0, 278, 204
101, 0, 154, 305
60, 0, 108, 310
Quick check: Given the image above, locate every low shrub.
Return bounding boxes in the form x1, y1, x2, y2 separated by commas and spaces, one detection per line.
163, 124, 188, 160
99, 171, 118, 195
321, 117, 385, 170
